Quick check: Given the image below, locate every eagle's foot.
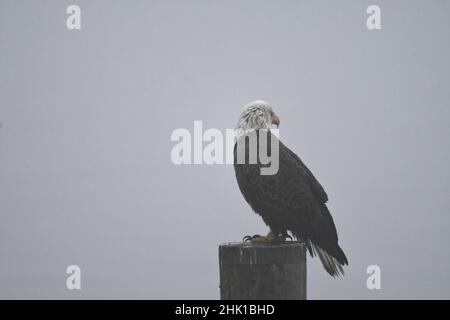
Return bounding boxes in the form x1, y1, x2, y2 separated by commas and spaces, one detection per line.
242, 234, 273, 243
243, 230, 284, 244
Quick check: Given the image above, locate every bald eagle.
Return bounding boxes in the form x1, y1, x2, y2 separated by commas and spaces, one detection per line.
233, 100, 348, 276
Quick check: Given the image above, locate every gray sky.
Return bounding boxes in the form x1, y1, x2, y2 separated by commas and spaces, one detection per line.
1, 0, 449, 299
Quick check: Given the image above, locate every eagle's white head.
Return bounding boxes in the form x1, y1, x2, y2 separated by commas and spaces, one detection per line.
234, 100, 281, 174
236, 100, 280, 134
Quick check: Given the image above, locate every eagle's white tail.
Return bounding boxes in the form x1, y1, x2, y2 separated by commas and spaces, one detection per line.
310, 243, 345, 277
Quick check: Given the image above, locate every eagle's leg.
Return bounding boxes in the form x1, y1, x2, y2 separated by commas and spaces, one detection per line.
243, 230, 293, 243
243, 230, 275, 243
243, 230, 286, 243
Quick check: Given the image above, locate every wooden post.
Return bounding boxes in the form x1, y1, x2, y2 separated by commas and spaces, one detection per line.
219, 242, 306, 300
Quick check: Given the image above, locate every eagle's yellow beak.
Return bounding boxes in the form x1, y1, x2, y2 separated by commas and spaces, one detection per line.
272, 114, 280, 128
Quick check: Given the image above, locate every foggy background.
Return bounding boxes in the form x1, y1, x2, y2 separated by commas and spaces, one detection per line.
1, 0, 449, 299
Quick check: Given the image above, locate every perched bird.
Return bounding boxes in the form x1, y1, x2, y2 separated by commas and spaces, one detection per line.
233, 100, 348, 276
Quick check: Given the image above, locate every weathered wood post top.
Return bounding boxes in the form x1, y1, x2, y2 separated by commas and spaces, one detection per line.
219, 241, 306, 300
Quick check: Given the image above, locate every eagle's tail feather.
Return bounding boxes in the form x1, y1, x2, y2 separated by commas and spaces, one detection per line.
309, 242, 345, 277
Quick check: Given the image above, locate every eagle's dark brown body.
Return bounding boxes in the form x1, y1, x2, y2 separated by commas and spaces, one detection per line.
234, 130, 348, 276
